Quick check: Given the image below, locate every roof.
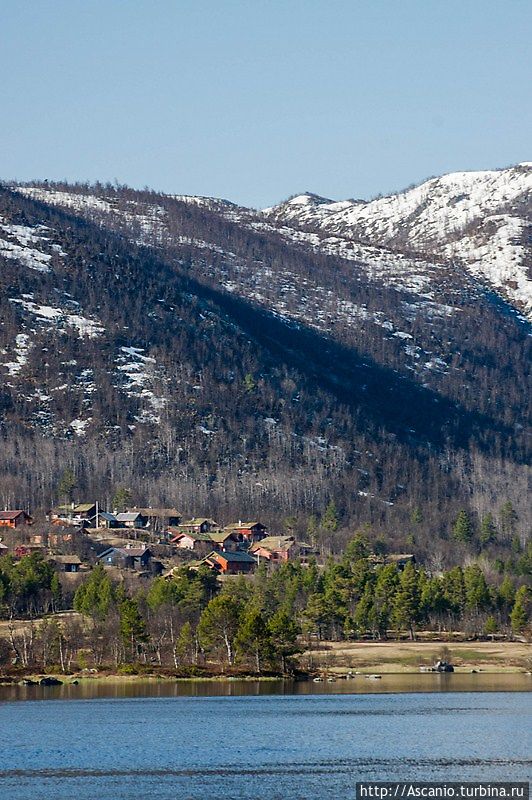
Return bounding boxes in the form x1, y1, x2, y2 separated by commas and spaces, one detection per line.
130, 507, 181, 518
120, 547, 151, 558
98, 512, 117, 522
116, 512, 143, 522
49, 555, 82, 565
209, 530, 236, 543
0, 510, 28, 520
0, 542, 8, 550
224, 521, 265, 531
74, 503, 96, 513
98, 546, 150, 559
170, 529, 212, 542
250, 536, 295, 553
205, 550, 257, 564
179, 518, 217, 527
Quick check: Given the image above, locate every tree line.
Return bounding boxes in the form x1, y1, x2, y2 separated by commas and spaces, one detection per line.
0, 537, 529, 675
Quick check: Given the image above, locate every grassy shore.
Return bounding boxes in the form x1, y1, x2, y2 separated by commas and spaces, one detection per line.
302, 640, 531, 674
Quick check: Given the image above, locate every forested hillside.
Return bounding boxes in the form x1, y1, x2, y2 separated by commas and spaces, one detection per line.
0, 176, 530, 569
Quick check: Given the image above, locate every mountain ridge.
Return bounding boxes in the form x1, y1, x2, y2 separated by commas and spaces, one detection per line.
0, 169, 530, 557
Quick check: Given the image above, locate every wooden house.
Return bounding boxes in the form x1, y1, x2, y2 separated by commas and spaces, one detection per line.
202, 550, 257, 575
0, 510, 33, 529
50, 503, 97, 527
129, 508, 182, 531
224, 521, 267, 545
208, 530, 240, 552
169, 529, 213, 555
97, 512, 119, 529
97, 545, 153, 570
13, 544, 44, 559
48, 555, 82, 573
115, 512, 147, 529
250, 535, 296, 563
176, 518, 218, 535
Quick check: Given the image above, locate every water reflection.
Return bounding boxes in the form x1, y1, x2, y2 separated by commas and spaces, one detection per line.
1, 671, 530, 703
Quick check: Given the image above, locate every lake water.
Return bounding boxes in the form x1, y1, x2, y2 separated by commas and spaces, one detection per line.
1, 680, 530, 800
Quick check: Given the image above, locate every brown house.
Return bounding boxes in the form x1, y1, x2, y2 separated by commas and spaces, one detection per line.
0, 510, 33, 529
202, 550, 257, 575
129, 508, 182, 531
177, 518, 218, 535
48, 555, 82, 573
208, 530, 240, 552
224, 521, 267, 545
250, 536, 296, 563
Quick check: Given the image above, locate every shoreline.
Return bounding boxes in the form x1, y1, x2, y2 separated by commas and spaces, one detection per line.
1, 638, 529, 686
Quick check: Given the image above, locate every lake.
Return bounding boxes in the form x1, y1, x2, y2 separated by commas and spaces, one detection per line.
1, 680, 530, 800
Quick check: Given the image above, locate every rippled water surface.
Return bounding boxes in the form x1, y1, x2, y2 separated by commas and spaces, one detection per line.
1, 686, 530, 799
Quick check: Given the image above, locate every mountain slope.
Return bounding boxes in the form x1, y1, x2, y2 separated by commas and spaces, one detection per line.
262, 163, 532, 317
0, 174, 530, 557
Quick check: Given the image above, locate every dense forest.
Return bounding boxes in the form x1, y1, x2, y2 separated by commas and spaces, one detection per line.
0, 183, 530, 571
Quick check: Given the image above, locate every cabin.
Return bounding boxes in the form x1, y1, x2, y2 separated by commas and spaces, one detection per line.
0, 542, 8, 554
224, 521, 267, 545
176, 518, 218, 535
0, 510, 34, 529
369, 553, 416, 571
208, 530, 240, 552
129, 508, 182, 531
250, 535, 296, 563
97, 545, 153, 570
202, 550, 257, 575
169, 529, 213, 555
115, 512, 147, 529
97, 512, 119, 529
48, 554, 82, 573
50, 503, 97, 527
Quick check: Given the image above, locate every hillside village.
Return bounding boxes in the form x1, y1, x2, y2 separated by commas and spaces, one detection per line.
0, 498, 529, 681
0, 502, 330, 581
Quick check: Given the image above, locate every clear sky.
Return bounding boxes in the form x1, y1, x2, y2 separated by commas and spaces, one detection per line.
1, 0, 530, 207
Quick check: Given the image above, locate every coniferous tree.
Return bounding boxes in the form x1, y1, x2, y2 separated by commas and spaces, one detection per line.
510, 586, 529, 635
392, 562, 421, 640
452, 510, 473, 543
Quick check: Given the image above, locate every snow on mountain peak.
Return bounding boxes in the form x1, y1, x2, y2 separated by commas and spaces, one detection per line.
262, 165, 532, 317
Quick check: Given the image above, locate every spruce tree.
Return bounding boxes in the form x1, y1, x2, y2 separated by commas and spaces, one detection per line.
452, 510, 473, 543
510, 586, 529, 634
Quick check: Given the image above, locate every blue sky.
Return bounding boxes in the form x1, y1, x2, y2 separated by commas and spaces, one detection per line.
1, 0, 530, 207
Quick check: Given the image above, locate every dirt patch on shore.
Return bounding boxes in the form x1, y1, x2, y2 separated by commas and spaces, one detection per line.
302, 640, 531, 674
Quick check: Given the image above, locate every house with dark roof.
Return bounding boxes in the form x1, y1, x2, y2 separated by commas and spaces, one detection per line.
176, 518, 218, 535
115, 512, 147, 529
129, 508, 182, 530
224, 521, 267, 545
97, 545, 153, 570
97, 512, 119, 529
202, 549, 257, 575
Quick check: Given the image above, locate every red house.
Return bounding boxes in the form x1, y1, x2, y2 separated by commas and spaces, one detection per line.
202, 550, 257, 575
223, 521, 267, 545
0, 510, 33, 529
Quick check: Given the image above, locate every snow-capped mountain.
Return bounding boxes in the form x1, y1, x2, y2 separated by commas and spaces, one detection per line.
263, 163, 532, 317
0, 170, 529, 532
